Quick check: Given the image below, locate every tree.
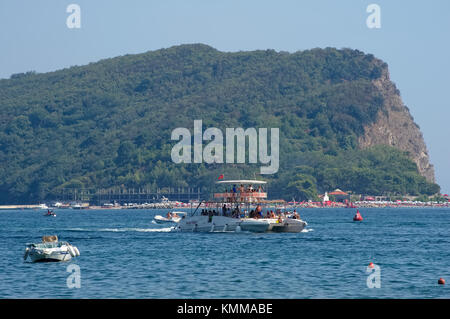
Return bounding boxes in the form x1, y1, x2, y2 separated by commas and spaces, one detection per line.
286, 174, 319, 201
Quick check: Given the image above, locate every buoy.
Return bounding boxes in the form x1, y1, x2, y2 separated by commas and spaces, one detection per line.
368, 262, 374, 268
438, 278, 445, 285
235, 225, 241, 233
353, 210, 363, 221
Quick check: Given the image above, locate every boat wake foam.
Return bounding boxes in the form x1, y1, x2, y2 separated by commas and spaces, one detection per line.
301, 228, 314, 233
66, 227, 175, 233
100, 227, 175, 232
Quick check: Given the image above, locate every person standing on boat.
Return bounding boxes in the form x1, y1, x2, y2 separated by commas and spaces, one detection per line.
208, 209, 213, 220
255, 204, 262, 219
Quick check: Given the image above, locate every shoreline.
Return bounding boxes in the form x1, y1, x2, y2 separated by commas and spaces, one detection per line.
1, 202, 449, 210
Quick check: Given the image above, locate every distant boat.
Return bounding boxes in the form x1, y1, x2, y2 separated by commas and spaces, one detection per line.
49, 202, 64, 209
71, 204, 87, 209
43, 210, 56, 217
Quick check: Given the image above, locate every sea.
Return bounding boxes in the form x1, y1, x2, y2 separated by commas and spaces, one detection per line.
0, 207, 449, 299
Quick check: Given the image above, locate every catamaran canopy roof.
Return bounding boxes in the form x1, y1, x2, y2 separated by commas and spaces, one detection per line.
216, 180, 267, 184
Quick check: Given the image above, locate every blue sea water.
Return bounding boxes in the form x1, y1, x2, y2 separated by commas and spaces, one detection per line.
0, 207, 449, 299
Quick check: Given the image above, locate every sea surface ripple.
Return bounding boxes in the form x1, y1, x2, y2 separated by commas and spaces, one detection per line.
1, 208, 449, 298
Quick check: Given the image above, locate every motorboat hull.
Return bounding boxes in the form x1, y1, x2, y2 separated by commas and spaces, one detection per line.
271, 220, 307, 233
28, 249, 72, 262
154, 215, 181, 224
262, 218, 307, 233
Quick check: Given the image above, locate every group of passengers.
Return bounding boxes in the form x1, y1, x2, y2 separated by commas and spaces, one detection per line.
166, 212, 179, 219
251, 209, 300, 220
225, 184, 264, 194
200, 205, 301, 220
201, 208, 240, 218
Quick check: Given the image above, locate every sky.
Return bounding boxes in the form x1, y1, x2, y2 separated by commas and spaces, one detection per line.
0, 0, 449, 192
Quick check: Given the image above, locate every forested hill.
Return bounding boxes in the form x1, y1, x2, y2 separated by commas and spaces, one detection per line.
0, 44, 439, 203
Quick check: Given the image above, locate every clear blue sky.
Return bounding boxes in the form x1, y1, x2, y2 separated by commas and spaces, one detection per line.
1, 0, 449, 192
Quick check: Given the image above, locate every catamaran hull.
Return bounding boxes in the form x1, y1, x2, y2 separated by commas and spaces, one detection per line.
178, 215, 307, 233
239, 219, 270, 232
177, 215, 241, 232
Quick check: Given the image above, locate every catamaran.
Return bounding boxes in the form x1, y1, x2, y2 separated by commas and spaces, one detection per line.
176, 179, 307, 233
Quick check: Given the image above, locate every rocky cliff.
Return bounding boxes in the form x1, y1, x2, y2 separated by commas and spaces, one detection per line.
359, 67, 435, 182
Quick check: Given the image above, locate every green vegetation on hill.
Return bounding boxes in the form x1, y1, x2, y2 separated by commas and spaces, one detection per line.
0, 44, 439, 203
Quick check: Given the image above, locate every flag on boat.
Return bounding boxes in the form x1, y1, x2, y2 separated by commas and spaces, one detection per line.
218, 174, 224, 180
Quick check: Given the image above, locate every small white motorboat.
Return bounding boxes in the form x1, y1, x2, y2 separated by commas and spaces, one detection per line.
24, 235, 80, 262
153, 212, 186, 224
266, 218, 307, 233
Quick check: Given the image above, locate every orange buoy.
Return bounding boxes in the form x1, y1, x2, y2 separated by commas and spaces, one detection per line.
438, 278, 445, 285
368, 262, 374, 268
